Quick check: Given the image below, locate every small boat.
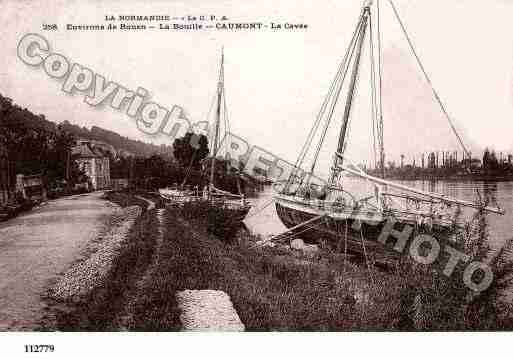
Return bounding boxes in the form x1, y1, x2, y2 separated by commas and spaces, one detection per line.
159, 185, 200, 203
161, 49, 251, 219
274, 0, 503, 259
205, 48, 251, 218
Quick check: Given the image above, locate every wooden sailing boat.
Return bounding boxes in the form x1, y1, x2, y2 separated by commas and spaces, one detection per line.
274, 0, 504, 260
205, 48, 251, 216
161, 49, 251, 217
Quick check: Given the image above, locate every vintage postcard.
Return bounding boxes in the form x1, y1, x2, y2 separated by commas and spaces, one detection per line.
1, 0, 512, 357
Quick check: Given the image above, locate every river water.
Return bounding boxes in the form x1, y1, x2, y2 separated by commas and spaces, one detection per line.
244, 180, 513, 250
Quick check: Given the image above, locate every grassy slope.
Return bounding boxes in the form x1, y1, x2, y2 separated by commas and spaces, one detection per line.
129, 208, 404, 331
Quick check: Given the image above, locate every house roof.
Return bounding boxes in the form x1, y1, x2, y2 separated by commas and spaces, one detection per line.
72, 143, 105, 158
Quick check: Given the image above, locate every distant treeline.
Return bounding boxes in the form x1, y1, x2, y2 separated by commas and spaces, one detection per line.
368, 149, 513, 180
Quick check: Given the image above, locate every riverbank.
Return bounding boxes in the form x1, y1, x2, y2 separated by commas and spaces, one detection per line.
40, 191, 513, 331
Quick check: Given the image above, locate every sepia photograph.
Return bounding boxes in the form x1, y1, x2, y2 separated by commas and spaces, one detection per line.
1, 0, 513, 357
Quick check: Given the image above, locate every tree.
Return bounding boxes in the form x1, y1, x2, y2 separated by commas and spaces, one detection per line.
172, 132, 209, 169
483, 148, 499, 173
0, 94, 84, 191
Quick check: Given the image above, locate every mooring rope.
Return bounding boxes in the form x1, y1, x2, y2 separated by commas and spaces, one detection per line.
243, 198, 274, 220
344, 219, 349, 272
359, 227, 374, 283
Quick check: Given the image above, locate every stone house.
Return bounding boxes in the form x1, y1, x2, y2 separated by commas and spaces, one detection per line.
72, 140, 111, 190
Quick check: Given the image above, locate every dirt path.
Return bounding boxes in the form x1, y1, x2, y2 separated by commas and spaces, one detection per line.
0, 192, 117, 331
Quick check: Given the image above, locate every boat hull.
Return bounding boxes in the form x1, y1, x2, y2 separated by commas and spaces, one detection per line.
275, 196, 455, 266
160, 190, 251, 221
216, 201, 251, 219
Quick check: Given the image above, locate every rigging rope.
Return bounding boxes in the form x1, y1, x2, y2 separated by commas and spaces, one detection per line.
182, 94, 217, 187
329, 10, 369, 185
387, 0, 491, 212
309, 15, 364, 174
204, 86, 218, 153
369, 12, 380, 170
182, 150, 197, 187
388, 0, 470, 159
222, 82, 231, 155
292, 63, 344, 176
284, 11, 366, 192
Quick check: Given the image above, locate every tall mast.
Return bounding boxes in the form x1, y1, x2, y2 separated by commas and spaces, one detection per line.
331, 5, 370, 183
209, 48, 224, 192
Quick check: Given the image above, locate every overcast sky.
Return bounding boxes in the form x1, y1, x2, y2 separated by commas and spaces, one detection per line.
2, 0, 513, 172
